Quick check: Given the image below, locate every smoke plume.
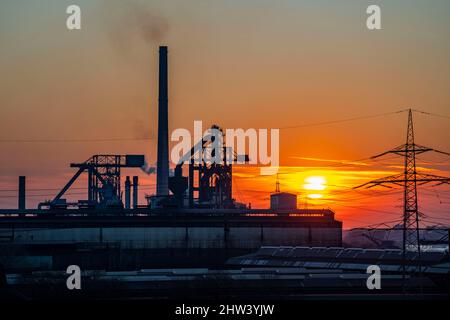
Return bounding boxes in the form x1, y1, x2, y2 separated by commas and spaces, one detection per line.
141, 160, 156, 175
104, 0, 170, 52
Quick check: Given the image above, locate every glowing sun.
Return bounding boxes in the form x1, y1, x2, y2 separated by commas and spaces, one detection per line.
303, 176, 326, 199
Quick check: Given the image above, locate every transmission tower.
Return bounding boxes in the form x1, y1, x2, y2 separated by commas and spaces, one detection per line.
275, 173, 280, 193
355, 109, 450, 286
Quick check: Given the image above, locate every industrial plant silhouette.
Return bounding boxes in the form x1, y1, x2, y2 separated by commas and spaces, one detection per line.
0, 47, 449, 300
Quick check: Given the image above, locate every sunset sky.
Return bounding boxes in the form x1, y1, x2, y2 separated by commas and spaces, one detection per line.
1, 0, 450, 228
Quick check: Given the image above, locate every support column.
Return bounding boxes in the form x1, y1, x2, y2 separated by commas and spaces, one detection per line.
132, 176, 139, 209
18, 176, 25, 210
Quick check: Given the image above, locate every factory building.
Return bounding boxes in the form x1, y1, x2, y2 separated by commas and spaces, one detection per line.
0, 211, 342, 271
0, 46, 343, 273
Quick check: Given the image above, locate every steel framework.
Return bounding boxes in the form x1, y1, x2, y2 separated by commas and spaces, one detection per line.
355, 109, 450, 285
167, 125, 248, 209
39, 155, 144, 209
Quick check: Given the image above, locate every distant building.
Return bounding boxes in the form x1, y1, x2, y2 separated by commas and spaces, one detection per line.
270, 192, 297, 210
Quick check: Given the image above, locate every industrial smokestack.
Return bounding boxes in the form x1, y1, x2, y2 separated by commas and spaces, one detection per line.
125, 176, 131, 209
132, 176, 139, 209
18, 176, 26, 210
156, 46, 169, 197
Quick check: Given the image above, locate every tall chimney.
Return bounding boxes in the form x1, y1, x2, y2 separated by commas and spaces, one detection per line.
156, 46, 169, 197
124, 176, 131, 209
132, 176, 139, 209
18, 176, 26, 210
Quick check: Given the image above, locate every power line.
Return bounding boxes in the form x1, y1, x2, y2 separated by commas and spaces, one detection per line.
326, 202, 401, 216
0, 138, 152, 143
0, 185, 157, 198
279, 109, 408, 130
412, 109, 450, 120
348, 218, 404, 230
0, 110, 408, 143
0, 187, 86, 193
353, 109, 450, 291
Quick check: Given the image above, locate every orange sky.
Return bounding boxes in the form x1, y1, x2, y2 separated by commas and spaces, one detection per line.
1, 0, 450, 228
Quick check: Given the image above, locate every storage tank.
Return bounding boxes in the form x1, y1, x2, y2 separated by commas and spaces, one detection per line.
270, 192, 297, 210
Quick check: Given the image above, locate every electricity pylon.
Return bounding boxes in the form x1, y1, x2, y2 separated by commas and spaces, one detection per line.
275, 173, 280, 193
355, 109, 450, 287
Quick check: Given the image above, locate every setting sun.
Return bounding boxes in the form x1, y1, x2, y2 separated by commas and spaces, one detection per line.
304, 176, 327, 199
304, 176, 326, 191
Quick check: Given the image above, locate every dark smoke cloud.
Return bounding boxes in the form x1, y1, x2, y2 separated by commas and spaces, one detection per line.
104, 0, 170, 52
132, 5, 169, 43
141, 160, 156, 175
141, 162, 175, 176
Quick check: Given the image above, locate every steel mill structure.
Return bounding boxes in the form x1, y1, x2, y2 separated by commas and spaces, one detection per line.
0, 47, 449, 299
0, 46, 342, 274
